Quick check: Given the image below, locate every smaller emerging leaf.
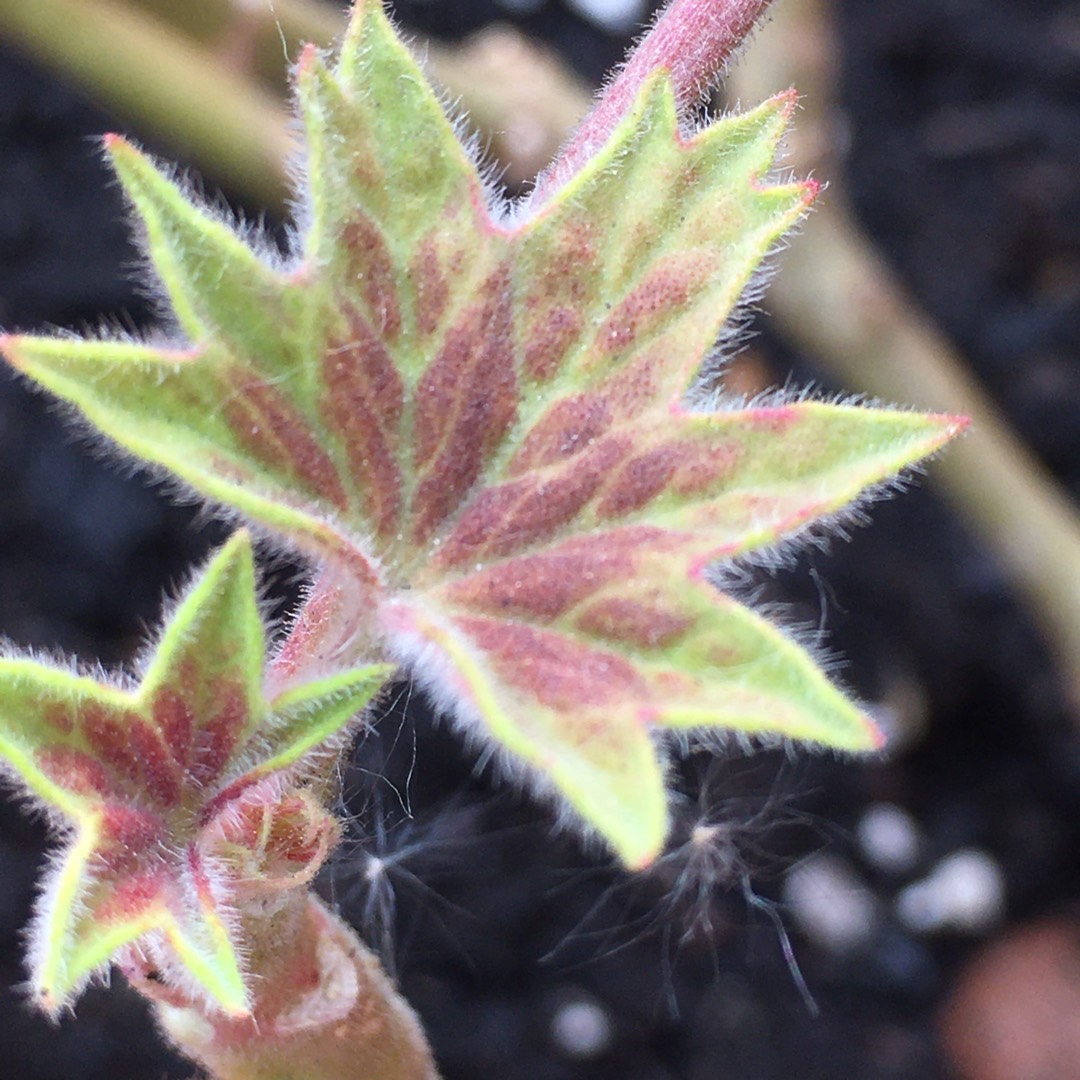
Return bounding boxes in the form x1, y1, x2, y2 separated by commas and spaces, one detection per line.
0, 531, 391, 1014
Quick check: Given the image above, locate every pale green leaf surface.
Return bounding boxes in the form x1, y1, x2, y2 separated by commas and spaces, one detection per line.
0, 532, 383, 1012
0, 0, 966, 867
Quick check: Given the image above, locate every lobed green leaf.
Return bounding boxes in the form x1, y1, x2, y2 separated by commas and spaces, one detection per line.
0, 532, 387, 1012
0, 0, 967, 866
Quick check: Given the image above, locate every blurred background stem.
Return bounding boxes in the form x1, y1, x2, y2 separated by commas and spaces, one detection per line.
724, 0, 1080, 711
0, 0, 588, 201
0, 0, 292, 207
5, 0, 1080, 710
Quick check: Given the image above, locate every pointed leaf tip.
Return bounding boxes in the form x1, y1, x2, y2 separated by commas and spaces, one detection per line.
0, 334, 18, 367
213, 528, 256, 577
296, 41, 320, 71
772, 86, 799, 117
923, 412, 971, 451
863, 713, 887, 752
0, 334, 35, 376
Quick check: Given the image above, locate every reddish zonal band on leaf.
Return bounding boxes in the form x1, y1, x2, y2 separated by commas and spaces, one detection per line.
0, 0, 966, 871
0, 531, 389, 1014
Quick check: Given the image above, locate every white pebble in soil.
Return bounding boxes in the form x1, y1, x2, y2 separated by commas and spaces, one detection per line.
550, 992, 613, 1061
565, 0, 648, 33
896, 848, 1006, 935
782, 853, 879, 954
856, 802, 923, 876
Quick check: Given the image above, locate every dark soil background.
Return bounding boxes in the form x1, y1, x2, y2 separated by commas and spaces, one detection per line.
2, 1, 1080, 1077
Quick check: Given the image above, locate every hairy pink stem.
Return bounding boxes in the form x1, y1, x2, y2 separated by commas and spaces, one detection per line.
128, 894, 438, 1080
532, 0, 773, 202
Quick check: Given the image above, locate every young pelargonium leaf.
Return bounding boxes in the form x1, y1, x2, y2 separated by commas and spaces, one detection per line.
0, 1, 965, 867
0, 531, 390, 1014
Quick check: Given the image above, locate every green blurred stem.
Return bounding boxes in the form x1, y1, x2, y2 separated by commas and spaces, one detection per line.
726, 0, 1080, 709
0, 0, 585, 197
0, 0, 292, 208
134, 0, 343, 48
106, 0, 592, 187
129, 0, 344, 85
